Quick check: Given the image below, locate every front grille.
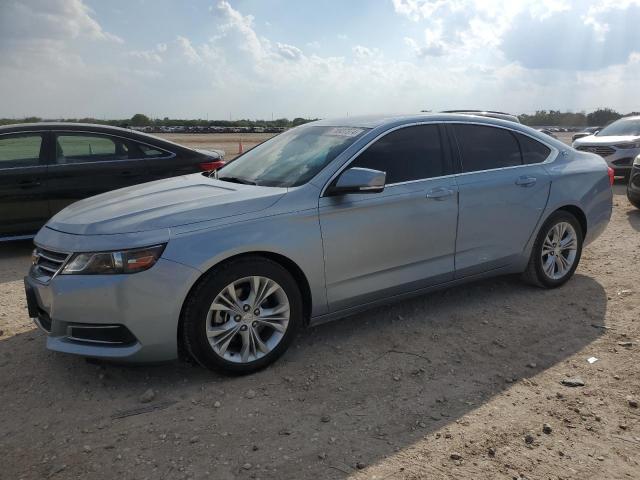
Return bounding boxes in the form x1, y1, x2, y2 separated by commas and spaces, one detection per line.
32, 247, 70, 282
576, 145, 616, 157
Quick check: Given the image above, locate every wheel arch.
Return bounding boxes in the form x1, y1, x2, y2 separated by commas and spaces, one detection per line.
177, 251, 313, 359
555, 204, 587, 238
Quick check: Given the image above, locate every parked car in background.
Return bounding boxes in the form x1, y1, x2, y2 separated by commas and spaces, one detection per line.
628, 155, 640, 209
573, 116, 640, 180
440, 110, 521, 123
572, 126, 601, 142
0, 123, 225, 240
25, 114, 612, 374
537, 128, 557, 139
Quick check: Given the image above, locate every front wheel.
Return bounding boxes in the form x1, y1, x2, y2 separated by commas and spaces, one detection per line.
181, 256, 303, 374
522, 211, 583, 288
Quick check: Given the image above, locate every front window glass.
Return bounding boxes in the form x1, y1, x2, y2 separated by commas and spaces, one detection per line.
0, 134, 42, 168
596, 118, 640, 137
217, 126, 368, 187
350, 125, 446, 183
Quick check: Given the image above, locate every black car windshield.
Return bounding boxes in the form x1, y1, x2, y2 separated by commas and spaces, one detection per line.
217, 125, 368, 187
597, 118, 640, 137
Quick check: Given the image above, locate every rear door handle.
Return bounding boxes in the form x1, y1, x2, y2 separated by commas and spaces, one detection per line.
515, 176, 537, 187
426, 187, 455, 200
19, 180, 41, 189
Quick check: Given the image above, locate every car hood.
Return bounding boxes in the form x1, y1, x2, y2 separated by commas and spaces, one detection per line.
574, 135, 640, 146
46, 174, 287, 235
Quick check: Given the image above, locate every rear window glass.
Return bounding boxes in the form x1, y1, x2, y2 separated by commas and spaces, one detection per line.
0, 134, 42, 168
56, 134, 129, 164
453, 124, 522, 173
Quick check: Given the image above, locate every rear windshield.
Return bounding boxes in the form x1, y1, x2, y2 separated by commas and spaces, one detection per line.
217, 125, 368, 187
596, 118, 640, 137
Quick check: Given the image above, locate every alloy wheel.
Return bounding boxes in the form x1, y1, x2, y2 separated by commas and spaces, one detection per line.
540, 221, 578, 280
205, 276, 290, 363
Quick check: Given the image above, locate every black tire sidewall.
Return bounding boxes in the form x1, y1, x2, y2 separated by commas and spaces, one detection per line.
182, 257, 302, 375
532, 211, 583, 288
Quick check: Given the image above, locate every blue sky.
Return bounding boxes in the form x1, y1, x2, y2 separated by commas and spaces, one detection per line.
2, 0, 640, 119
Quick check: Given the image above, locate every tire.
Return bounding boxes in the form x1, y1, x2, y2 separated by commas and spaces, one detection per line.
181, 256, 303, 374
522, 210, 583, 289
628, 188, 640, 209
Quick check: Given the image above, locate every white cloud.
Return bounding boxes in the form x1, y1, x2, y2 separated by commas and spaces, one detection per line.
275, 42, 304, 61
0, 0, 122, 46
2, 0, 640, 119
352, 45, 381, 59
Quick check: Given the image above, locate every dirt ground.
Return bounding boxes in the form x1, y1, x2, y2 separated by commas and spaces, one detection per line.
157, 133, 275, 161
1, 133, 640, 480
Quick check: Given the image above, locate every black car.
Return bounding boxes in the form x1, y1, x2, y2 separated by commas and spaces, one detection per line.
0, 123, 225, 240
628, 155, 640, 209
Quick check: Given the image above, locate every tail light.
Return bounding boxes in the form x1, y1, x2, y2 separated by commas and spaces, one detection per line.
607, 166, 614, 186
199, 160, 226, 172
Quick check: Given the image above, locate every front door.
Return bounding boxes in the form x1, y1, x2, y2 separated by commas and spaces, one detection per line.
319, 124, 458, 312
0, 132, 50, 237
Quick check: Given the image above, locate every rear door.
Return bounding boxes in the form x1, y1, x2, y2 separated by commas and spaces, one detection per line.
449, 123, 553, 277
48, 132, 151, 215
0, 131, 50, 237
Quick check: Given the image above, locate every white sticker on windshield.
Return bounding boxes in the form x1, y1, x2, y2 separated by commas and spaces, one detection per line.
326, 127, 365, 137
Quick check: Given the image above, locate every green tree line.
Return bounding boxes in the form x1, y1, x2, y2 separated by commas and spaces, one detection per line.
519, 108, 640, 127
2, 109, 639, 128
0, 114, 316, 128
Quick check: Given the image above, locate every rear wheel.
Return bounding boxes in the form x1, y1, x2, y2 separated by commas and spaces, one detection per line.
522, 211, 583, 288
181, 256, 302, 374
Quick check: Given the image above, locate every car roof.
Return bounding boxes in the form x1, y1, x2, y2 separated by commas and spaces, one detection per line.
0, 122, 197, 153
312, 112, 522, 129
310, 113, 564, 149
440, 110, 521, 123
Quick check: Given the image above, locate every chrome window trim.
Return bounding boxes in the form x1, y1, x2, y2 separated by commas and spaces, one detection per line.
52, 130, 175, 165
320, 120, 559, 197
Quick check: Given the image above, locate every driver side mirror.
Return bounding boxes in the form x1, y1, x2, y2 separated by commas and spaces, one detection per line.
327, 167, 386, 195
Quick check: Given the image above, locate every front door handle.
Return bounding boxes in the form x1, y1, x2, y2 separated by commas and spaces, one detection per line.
515, 176, 537, 187
426, 187, 455, 200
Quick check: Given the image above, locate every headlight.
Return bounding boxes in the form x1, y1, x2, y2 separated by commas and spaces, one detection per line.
615, 142, 640, 149
61, 244, 166, 275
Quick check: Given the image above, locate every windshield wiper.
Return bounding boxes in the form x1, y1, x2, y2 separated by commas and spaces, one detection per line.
218, 176, 257, 185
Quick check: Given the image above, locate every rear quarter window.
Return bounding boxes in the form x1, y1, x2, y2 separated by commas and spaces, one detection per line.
515, 133, 551, 164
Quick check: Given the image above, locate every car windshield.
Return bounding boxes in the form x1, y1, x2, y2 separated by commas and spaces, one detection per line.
596, 118, 640, 137
216, 125, 368, 187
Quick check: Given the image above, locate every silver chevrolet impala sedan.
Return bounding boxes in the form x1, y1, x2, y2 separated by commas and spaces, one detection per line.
25, 114, 613, 374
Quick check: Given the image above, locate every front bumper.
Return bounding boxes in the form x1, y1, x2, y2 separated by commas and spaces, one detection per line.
576, 145, 639, 175
25, 257, 201, 363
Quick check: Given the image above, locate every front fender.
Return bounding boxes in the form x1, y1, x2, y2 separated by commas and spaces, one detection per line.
162, 209, 328, 316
